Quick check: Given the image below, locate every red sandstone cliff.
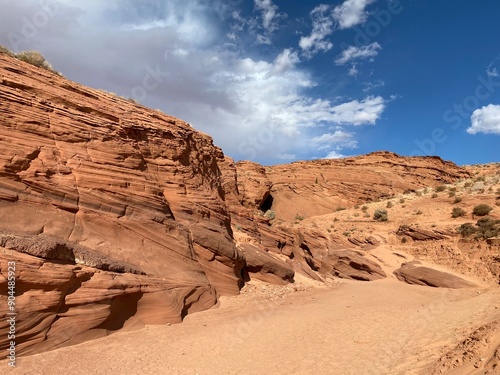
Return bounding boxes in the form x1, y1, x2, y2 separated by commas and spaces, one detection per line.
0, 51, 472, 355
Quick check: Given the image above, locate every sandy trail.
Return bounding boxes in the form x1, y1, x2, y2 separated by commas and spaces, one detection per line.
3, 278, 499, 375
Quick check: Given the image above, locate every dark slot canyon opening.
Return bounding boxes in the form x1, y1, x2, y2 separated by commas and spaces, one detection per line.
259, 192, 274, 212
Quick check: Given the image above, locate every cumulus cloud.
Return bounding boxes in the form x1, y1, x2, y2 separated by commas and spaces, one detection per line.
333, 0, 375, 29
348, 65, 359, 77
335, 42, 382, 65
310, 130, 358, 150
324, 150, 347, 159
0, 0, 387, 164
228, 0, 285, 45
271, 48, 300, 75
467, 104, 500, 135
299, 4, 335, 56
329, 96, 385, 125
254, 0, 282, 33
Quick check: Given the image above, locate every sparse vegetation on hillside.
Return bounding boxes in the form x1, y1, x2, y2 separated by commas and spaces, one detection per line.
475, 217, 500, 239
0, 45, 60, 75
457, 218, 500, 239
451, 207, 466, 218
373, 209, 388, 222
458, 223, 477, 237
473, 204, 492, 217
435, 185, 446, 192
264, 210, 276, 220
0, 45, 14, 56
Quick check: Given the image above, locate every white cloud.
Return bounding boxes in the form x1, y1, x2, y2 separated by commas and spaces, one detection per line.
228, 0, 285, 45
363, 80, 385, 92
254, 0, 281, 33
0, 0, 387, 164
333, 0, 375, 29
299, 4, 335, 56
324, 151, 347, 159
310, 130, 358, 150
335, 42, 382, 65
256, 34, 272, 45
467, 104, 500, 135
348, 65, 359, 77
487, 67, 499, 77
329, 96, 385, 125
271, 48, 300, 75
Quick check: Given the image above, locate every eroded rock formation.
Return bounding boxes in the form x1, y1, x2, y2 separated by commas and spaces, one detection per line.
394, 261, 476, 288
0, 51, 473, 355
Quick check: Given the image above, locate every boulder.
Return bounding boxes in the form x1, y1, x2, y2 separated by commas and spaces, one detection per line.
394, 261, 476, 288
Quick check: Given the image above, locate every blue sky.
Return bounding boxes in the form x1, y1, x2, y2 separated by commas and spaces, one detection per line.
0, 0, 499, 165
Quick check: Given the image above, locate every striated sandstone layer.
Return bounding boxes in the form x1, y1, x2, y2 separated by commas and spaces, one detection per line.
0, 52, 243, 354
235, 152, 470, 222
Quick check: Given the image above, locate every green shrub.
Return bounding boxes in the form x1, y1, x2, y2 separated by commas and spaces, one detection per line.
0, 45, 14, 56
295, 214, 304, 221
464, 182, 472, 188
373, 209, 388, 222
431, 193, 438, 198
335, 207, 346, 212
475, 217, 500, 239
453, 197, 463, 204
264, 210, 276, 220
16, 50, 53, 69
399, 198, 405, 204
458, 223, 477, 237
435, 185, 446, 192
458, 218, 500, 239
451, 207, 466, 218
473, 204, 492, 217
386, 201, 393, 208
361, 205, 368, 211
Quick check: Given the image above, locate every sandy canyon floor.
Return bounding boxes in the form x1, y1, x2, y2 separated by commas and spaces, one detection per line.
3, 270, 499, 375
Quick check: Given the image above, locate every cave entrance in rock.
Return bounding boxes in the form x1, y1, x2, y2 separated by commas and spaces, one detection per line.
259, 192, 274, 212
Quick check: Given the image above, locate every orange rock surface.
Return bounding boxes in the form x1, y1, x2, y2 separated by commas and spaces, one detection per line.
0, 51, 476, 356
